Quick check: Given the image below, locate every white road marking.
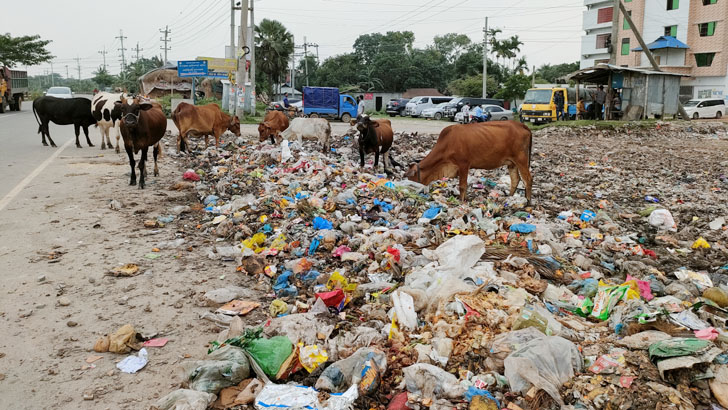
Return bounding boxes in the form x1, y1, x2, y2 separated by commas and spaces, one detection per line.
0, 113, 18, 119
0, 137, 74, 212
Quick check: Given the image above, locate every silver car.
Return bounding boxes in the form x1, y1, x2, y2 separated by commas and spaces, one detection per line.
455, 104, 514, 123
45, 86, 74, 98
420, 102, 450, 120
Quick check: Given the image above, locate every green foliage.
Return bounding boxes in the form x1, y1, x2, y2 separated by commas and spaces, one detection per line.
495, 74, 534, 101
433, 33, 472, 63
0, 33, 53, 67
93, 66, 117, 89
447, 75, 497, 98
196, 97, 222, 109
536, 62, 580, 83
156, 93, 184, 118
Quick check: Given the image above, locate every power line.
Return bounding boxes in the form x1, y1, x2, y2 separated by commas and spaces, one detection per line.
160, 25, 171, 63
98, 47, 108, 70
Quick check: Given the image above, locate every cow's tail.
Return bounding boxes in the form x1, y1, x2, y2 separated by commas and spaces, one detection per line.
32, 101, 42, 134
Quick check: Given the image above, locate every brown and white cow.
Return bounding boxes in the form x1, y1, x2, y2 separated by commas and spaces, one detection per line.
117, 97, 167, 188
258, 110, 290, 144
172, 102, 240, 153
406, 121, 533, 203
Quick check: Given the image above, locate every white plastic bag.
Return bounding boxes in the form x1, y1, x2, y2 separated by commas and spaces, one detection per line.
504, 336, 583, 406
391, 291, 418, 331
254, 383, 357, 410
648, 209, 676, 231
117, 348, 148, 374
433, 235, 485, 268
153, 389, 216, 410
280, 140, 292, 163
402, 363, 466, 401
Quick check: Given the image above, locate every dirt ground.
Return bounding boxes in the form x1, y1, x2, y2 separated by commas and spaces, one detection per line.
0, 117, 726, 409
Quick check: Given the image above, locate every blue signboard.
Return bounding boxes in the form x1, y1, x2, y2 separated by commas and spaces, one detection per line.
177, 60, 208, 77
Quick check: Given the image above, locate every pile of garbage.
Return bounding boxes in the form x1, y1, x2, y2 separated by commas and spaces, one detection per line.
152, 123, 728, 410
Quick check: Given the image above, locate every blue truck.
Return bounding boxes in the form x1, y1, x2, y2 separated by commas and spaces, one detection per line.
302, 87, 358, 122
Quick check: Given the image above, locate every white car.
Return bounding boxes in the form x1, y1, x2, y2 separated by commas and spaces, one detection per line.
682, 98, 725, 119
420, 102, 450, 120
404, 96, 453, 117
45, 86, 74, 98
454, 104, 514, 123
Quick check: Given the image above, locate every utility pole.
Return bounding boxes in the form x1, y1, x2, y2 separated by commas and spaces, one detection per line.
618, 0, 690, 120
229, 0, 236, 58
482, 17, 488, 98
609, 0, 620, 65
116, 30, 127, 79
531, 65, 536, 86
75, 56, 81, 80
235, 0, 248, 119
65, 65, 69, 79
98, 47, 108, 70
160, 25, 171, 64
249, 0, 256, 115
50, 61, 55, 86
303, 36, 309, 87
133, 42, 143, 60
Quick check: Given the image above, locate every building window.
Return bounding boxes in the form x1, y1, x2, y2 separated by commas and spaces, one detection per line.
597, 7, 613, 23
596, 34, 610, 49
664, 25, 677, 36
621, 38, 630, 55
695, 52, 716, 67
703, 0, 717, 5
667, 0, 679, 10
699, 22, 717, 36
623, 11, 632, 29
698, 89, 712, 98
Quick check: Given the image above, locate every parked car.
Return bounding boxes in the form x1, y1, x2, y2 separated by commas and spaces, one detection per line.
681, 98, 725, 119
404, 96, 454, 117
421, 102, 450, 120
385, 98, 409, 117
444, 97, 505, 120
44, 86, 73, 99
454, 104, 514, 123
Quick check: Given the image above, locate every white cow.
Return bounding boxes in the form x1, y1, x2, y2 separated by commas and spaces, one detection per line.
278, 118, 331, 152
91, 92, 126, 152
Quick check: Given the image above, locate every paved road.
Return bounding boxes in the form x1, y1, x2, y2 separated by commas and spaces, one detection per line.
0, 95, 99, 201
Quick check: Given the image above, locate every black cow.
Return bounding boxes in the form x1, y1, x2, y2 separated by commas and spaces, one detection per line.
32, 96, 97, 148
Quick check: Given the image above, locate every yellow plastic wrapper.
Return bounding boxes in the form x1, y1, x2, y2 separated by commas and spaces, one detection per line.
269, 299, 288, 317
692, 237, 711, 249
270, 234, 287, 251
298, 343, 328, 373
388, 312, 399, 340
326, 271, 357, 293
242, 232, 267, 252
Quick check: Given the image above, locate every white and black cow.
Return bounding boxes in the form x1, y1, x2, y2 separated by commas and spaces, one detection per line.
91, 92, 125, 152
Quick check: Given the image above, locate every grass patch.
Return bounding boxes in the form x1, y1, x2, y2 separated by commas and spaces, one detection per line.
526, 118, 679, 131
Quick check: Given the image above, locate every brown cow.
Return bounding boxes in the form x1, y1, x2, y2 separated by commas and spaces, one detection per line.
258, 110, 289, 144
352, 115, 396, 173
117, 97, 167, 188
406, 121, 533, 203
172, 102, 240, 152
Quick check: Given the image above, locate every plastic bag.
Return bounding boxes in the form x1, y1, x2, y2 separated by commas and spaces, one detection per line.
509, 223, 536, 234
299, 344, 328, 373
315, 347, 387, 392
433, 235, 484, 268
402, 363, 466, 401
504, 336, 583, 406
487, 328, 545, 373
591, 280, 639, 321
245, 336, 294, 379
254, 383, 357, 410
185, 346, 251, 393
280, 140, 292, 162
391, 291, 418, 331
648, 209, 676, 231
153, 389, 216, 410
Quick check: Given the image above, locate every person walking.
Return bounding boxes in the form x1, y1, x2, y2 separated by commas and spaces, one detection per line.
594, 85, 606, 120
283, 92, 290, 108
357, 95, 366, 119
554, 90, 565, 121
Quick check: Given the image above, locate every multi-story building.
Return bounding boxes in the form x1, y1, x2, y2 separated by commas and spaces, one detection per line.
580, 0, 728, 99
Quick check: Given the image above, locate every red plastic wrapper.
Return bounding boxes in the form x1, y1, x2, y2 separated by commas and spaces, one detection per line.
315, 289, 345, 307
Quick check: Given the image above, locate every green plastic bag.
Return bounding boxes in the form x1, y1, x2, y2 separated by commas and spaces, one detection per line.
648, 338, 712, 362
245, 335, 294, 378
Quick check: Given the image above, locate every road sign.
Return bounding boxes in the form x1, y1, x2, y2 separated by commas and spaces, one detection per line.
177, 60, 208, 77
196, 57, 237, 78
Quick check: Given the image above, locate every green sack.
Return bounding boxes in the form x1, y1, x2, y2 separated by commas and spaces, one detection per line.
648, 338, 712, 363
245, 335, 293, 378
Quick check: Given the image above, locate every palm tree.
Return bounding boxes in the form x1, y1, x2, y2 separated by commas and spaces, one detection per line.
514, 57, 529, 75
504, 35, 523, 69
255, 19, 294, 96
358, 66, 383, 92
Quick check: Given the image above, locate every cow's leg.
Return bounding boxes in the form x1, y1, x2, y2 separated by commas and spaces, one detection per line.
458, 164, 470, 201
83, 125, 93, 147
383, 151, 390, 174
45, 123, 57, 147
40, 121, 48, 146
516, 160, 533, 205
507, 163, 521, 197
359, 148, 365, 168
374, 150, 380, 170
125, 145, 137, 186
114, 124, 121, 154
138, 147, 148, 189
269, 135, 276, 145
73, 124, 82, 148
100, 126, 107, 150
153, 143, 160, 176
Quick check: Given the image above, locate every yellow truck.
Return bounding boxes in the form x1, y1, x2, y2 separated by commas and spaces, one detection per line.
519, 87, 593, 124
1, 66, 29, 113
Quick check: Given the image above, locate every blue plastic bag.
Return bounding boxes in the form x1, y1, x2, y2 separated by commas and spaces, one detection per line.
510, 223, 536, 233
464, 386, 500, 407
580, 210, 596, 222
422, 206, 441, 219
312, 217, 333, 230
308, 236, 321, 255
373, 198, 393, 212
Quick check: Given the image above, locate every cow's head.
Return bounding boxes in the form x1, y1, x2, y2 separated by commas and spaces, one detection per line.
228, 115, 241, 136
116, 97, 154, 128
356, 115, 378, 144
258, 121, 273, 143
405, 163, 421, 182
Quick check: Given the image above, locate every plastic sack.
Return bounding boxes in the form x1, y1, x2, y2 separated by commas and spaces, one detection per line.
245, 336, 294, 379
504, 336, 583, 406
315, 347, 387, 392
402, 363, 466, 401
486, 327, 545, 373
153, 389, 216, 410
648, 209, 677, 231
433, 235, 485, 269
185, 346, 251, 393
254, 383, 357, 410
391, 291, 418, 331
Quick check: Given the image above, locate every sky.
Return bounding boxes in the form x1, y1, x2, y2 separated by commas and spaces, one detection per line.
7, 0, 584, 80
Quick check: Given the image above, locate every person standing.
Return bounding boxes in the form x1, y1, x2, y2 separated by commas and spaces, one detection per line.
594, 85, 606, 120
576, 98, 587, 120
554, 90, 565, 121
461, 103, 470, 123
357, 95, 366, 118
283, 92, 290, 108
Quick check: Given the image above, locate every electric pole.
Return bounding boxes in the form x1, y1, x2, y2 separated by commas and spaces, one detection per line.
75, 56, 81, 80
65, 65, 69, 79
235, 0, 248, 119
133, 42, 143, 60
160, 25, 171, 63
98, 47, 108, 70
249, 0, 256, 115
303, 36, 309, 87
609, 0, 620, 65
50, 61, 55, 86
482, 17, 488, 98
116, 30, 127, 79
229, 0, 236, 58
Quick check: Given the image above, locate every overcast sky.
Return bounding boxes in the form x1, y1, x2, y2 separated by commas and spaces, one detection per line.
9, 0, 584, 80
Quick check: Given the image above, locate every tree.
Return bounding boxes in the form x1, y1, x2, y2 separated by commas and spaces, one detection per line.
433, 33, 471, 63
0, 33, 53, 67
93, 66, 117, 89
353, 31, 414, 65
316, 53, 360, 90
295, 55, 318, 89
495, 73, 531, 101
357, 66, 383, 92
255, 19, 294, 96
536, 62, 580, 83
447, 75, 497, 98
